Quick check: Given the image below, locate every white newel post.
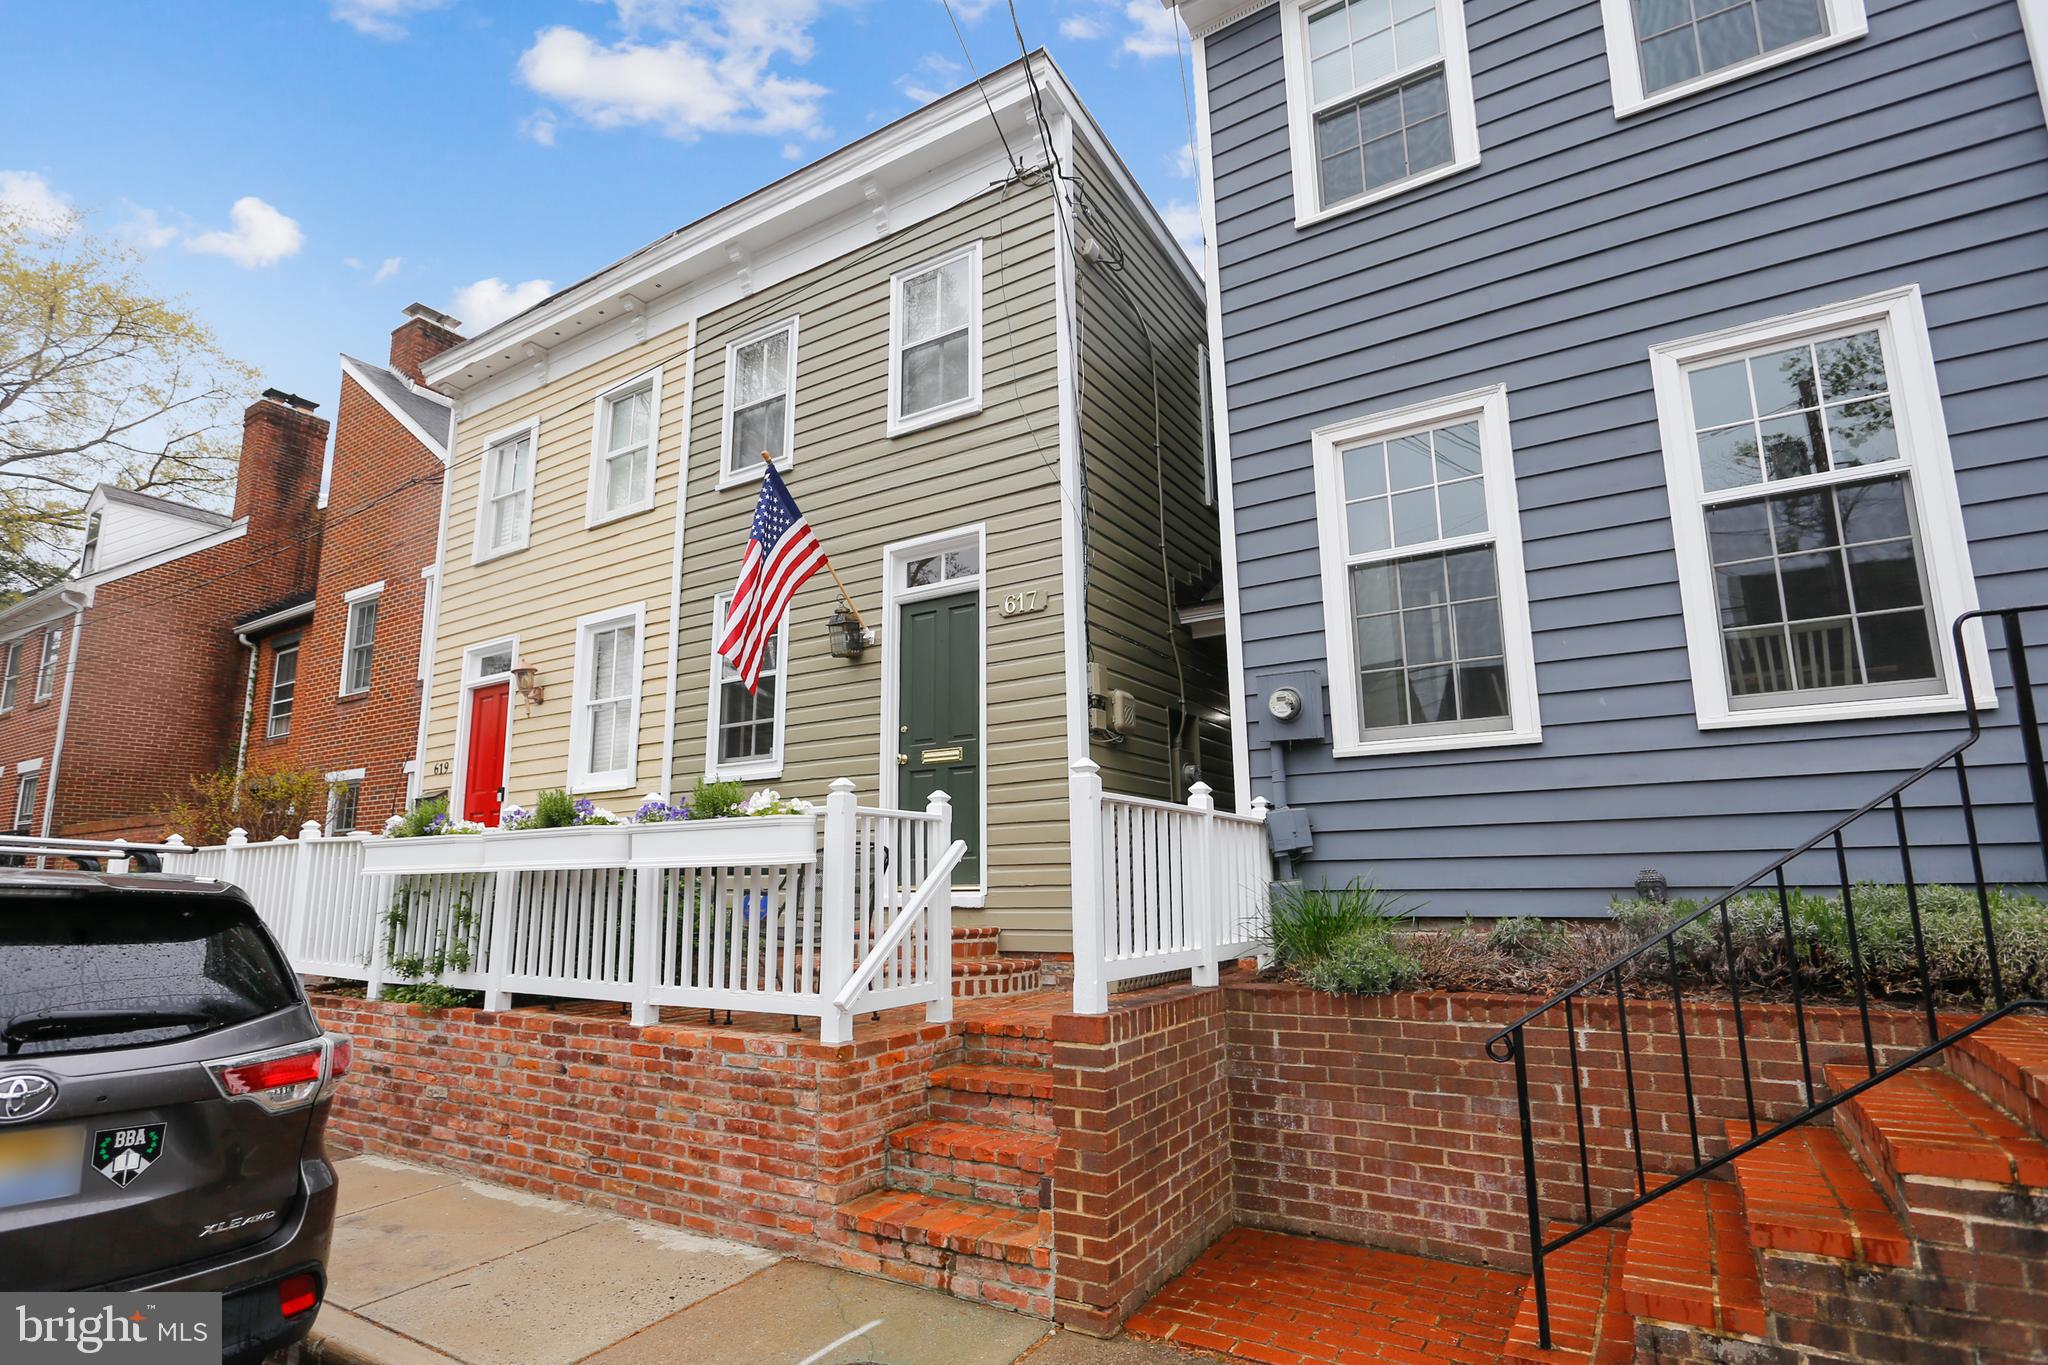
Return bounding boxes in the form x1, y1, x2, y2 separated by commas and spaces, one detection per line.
1069, 759, 1108, 1015
818, 778, 857, 1045
366, 876, 392, 1002
925, 789, 954, 1024
221, 827, 247, 887
630, 865, 661, 1027
1250, 796, 1276, 965
1187, 782, 1219, 989
483, 870, 519, 1012
286, 820, 321, 966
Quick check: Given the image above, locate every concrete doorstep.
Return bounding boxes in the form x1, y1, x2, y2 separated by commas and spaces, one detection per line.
281, 1155, 1215, 1365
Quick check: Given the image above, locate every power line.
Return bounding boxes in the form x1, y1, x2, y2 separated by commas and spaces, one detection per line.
941, 0, 1021, 173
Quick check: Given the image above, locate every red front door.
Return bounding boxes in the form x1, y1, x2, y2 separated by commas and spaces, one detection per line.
464, 681, 510, 825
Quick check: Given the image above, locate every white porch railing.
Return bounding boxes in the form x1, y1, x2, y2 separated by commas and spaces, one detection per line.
163, 778, 959, 1044
1068, 758, 1275, 1014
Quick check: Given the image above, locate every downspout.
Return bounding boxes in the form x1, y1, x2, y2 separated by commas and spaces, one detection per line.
40, 602, 86, 838
656, 319, 699, 800
232, 630, 260, 788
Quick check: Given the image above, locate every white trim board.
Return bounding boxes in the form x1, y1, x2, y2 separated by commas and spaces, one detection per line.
1648, 284, 1991, 730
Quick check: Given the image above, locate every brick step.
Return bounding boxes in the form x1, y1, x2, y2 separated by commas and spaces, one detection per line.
1503, 1225, 1633, 1365
886, 1120, 1055, 1210
1828, 1062, 2048, 1191
927, 1062, 1054, 1135
1721, 1119, 1911, 1266
837, 1189, 1051, 1315
1620, 1178, 1768, 1340
952, 957, 1044, 1000
1950, 1014, 2048, 1142
951, 925, 1001, 960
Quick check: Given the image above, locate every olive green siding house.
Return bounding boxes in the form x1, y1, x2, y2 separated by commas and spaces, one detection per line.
414, 55, 1227, 952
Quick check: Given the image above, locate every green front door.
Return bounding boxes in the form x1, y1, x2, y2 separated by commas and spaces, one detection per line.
897, 589, 980, 885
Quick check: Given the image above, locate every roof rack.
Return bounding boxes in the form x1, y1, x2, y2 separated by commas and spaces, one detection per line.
0, 836, 193, 874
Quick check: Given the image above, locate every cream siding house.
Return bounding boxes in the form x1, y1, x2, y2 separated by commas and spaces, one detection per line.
415, 54, 1224, 951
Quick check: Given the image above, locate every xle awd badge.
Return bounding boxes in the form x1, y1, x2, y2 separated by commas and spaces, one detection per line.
92, 1124, 165, 1187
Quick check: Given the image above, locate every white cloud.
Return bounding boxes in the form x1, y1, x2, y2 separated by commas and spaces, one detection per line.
1174, 139, 1195, 179
373, 256, 403, 283
1123, 0, 1184, 59
343, 256, 364, 270
1163, 199, 1204, 271
117, 204, 178, 249
950, 0, 998, 18
0, 171, 75, 234
329, 0, 446, 39
451, 277, 555, 332
1059, 15, 1105, 39
185, 196, 303, 268
519, 3, 833, 141
521, 109, 560, 146
894, 51, 961, 107
781, 142, 806, 160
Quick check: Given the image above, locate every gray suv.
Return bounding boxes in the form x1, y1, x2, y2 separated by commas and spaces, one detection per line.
0, 852, 349, 1363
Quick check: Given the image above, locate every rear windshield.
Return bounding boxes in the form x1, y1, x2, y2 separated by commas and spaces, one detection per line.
0, 892, 299, 1057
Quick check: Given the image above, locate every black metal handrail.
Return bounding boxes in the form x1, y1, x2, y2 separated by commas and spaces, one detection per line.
1487, 607, 2048, 1349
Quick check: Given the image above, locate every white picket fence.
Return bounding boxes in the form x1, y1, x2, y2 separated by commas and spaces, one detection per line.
1068, 758, 1275, 1013
167, 778, 964, 1043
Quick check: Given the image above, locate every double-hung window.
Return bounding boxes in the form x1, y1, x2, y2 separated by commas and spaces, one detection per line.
33, 626, 62, 702
889, 243, 982, 435
1652, 286, 1983, 728
326, 771, 364, 835
591, 371, 659, 520
1599, 0, 1865, 114
267, 639, 298, 739
79, 512, 102, 574
477, 424, 536, 560
723, 322, 796, 483
1312, 385, 1541, 755
1281, 0, 1480, 224
341, 584, 382, 697
708, 591, 786, 778
0, 643, 19, 711
14, 762, 39, 831
572, 606, 642, 791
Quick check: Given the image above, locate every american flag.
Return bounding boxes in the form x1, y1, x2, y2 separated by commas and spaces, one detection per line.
716, 464, 828, 691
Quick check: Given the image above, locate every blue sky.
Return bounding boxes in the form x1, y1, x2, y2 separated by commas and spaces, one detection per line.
0, 0, 1201, 421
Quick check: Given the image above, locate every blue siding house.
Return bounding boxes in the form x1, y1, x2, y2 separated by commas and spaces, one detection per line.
1174, 0, 2048, 916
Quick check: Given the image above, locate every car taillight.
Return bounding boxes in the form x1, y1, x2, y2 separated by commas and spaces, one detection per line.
277, 1272, 320, 1318
207, 1034, 352, 1113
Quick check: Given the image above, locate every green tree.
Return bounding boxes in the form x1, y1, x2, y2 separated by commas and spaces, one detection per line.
0, 206, 256, 600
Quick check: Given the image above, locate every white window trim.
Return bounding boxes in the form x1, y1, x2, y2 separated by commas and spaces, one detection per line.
13, 764, 39, 829
18, 757, 42, 771
450, 636, 520, 826
1650, 284, 1990, 730
717, 318, 799, 491
325, 768, 366, 835
338, 581, 384, 698
471, 418, 540, 564
704, 591, 790, 782
0, 641, 19, 713
1598, 0, 1867, 117
33, 626, 62, 702
1278, 0, 1482, 229
1312, 384, 1543, 757
267, 638, 299, 740
568, 602, 646, 794
887, 241, 984, 438
586, 365, 663, 526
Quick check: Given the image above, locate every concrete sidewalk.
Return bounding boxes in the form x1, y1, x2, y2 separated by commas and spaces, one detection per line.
289, 1155, 1214, 1365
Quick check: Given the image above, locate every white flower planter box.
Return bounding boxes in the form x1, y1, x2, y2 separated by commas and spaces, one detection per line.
360, 835, 487, 877
481, 825, 635, 871
631, 815, 817, 868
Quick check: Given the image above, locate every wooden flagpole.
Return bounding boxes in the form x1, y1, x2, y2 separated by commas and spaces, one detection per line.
763, 450, 868, 633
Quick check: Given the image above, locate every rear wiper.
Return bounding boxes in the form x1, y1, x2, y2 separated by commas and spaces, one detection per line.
2, 1007, 220, 1055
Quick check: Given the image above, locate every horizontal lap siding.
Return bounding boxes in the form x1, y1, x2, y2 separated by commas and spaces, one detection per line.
425, 330, 691, 811
1207, 0, 2048, 916
672, 182, 1075, 945
1073, 143, 1232, 806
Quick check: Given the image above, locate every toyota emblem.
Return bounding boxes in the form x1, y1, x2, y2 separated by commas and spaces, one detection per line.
0, 1073, 58, 1124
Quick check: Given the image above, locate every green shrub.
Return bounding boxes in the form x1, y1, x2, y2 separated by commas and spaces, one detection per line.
689, 778, 747, 821
386, 797, 448, 840
1265, 878, 1409, 967
530, 788, 578, 829
1300, 927, 1416, 995
1488, 916, 1566, 960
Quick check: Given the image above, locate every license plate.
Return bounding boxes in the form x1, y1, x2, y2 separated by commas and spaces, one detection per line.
0, 1125, 83, 1209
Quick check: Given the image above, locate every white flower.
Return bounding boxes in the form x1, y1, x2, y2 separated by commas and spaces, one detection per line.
382, 814, 404, 834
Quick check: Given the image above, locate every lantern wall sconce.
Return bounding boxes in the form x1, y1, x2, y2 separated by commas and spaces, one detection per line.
827, 608, 877, 659
512, 666, 546, 704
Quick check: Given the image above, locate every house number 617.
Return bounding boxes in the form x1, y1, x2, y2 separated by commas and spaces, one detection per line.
1000, 589, 1046, 617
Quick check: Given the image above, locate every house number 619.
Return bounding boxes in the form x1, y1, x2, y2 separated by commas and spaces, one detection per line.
1000, 589, 1046, 617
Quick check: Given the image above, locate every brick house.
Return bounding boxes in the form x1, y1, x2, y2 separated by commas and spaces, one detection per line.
0, 306, 456, 841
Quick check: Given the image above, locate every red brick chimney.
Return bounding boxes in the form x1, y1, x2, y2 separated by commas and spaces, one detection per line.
234, 389, 328, 530
389, 302, 464, 386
